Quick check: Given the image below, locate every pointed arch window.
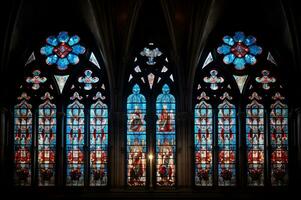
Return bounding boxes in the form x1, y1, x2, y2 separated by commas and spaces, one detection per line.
13, 31, 109, 187
126, 43, 176, 187
194, 31, 289, 187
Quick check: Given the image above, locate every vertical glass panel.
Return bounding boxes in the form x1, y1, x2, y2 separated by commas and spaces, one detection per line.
38, 92, 56, 186
194, 93, 213, 186
90, 92, 108, 186
14, 93, 32, 186
270, 93, 288, 186
127, 84, 147, 186
66, 93, 85, 186
156, 84, 176, 186
218, 93, 236, 186
246, 92, 264, 186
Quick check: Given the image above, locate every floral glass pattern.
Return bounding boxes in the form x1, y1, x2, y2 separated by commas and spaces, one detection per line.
127, 84, 147, 186
255, 70, 276, 90
194, 92, 213, 186
78, 70, 99, 90
217, 32, 262, 70
40, 31, 86, 70
203, 70, 224, 90
156, 84, 176, 186
218, 92, 236, 186
38, 92, 56, 186
14, 92, 32, 186
66, 92, 85, 186
270, 93, 288, 186
246, 92, 264, 186
26, 70, 47, 90
90, 92, 108, 186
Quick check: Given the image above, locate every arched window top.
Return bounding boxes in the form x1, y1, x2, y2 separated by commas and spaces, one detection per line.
127, 84, 146, 103
156, 84, 175, 103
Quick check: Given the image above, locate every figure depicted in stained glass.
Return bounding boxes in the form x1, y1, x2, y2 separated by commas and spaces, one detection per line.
157, 137, 174, 186
158, 104, 174, 132
156, 84, 176, 186
127, 84, 146, 186
128, 137, 145, 185
140, 46, 162, 65
129, 106, 145, 132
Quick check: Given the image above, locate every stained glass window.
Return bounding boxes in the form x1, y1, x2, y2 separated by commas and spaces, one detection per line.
90, 92, 108, 186
270, 93, 288, 186
38, 92, 56, 186
14, 93, 32, 186
66, 92, 85, 186
194, 92, 213, 186
126, 84, 147, 186
218, 92, 236, 186
156, 84, 176, 186
246, 92, 264, 186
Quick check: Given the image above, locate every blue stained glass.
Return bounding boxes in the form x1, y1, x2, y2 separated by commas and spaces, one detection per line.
223, 36, 235, 46
72, 44, 86, 55
58, 31, 69, 42
41, 45, 54, 56
244, 54, 256, 65
233, 32, 245, 42
90, 95, 108, 186
14, 93, 32, 186
41, 31, 85, 70
217, 44, 231, 55
217, 32, 262, 70
38, 92, 56, 186
57, 58, 69, 70
127, 84, 147, 186
244, 35, 256, 46
217, 96, 236, 186
66, 97, 85, 186
249, 45, 262, 55
194, 97, 213, 186
156, 84, 176, 186
67, 53, 79, 64
68, 35, 80, 46
46, 36, 58, 46
233, 58, 246, 70
46, 55, 58, 65
223, 54, 235, 64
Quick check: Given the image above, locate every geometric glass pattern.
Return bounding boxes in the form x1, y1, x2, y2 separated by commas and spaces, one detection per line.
217, 92, 236, 186
90, 92, 108, 186
38, 92, 56, 186
270, 93, 288, 186
40, 31, 86, 70
126, 84, 147, 186
217, 32, 262, 70
246, 92, 264, 186
156, 84, 176, 186
194, 92, 213, 186
14, 93, 32, 186
66, 92, 85, 186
